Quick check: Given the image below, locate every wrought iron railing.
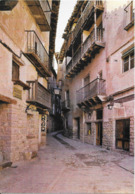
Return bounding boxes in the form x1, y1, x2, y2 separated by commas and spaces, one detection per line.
62, 100, 70, 109
27, 80, 51, 108
124, 1, 134, 29
26, 30, 49, 69
66, 0, 104, 52
76, 78, 106, 104
66, 27, 104, 74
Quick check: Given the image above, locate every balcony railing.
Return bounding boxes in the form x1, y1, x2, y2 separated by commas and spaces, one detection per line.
25, 0, 51, 31
124, 1, 134, 30
76, 78, 106, 105
25, 30, 50, 76
66, 27, 104, 75
27, 80, 51, 109
66, 0, 104, 52
62, 100, 70, 111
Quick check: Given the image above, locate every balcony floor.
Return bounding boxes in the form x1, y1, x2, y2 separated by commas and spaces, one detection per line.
66, 42, 105, 78
25, 0, 51, 31
26, 99, 50, 109
24, 52, 50, 77
77, 94, 107, 108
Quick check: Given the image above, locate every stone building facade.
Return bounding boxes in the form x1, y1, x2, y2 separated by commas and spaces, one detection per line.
0, 0, 60, 162
57, 0, 134, 155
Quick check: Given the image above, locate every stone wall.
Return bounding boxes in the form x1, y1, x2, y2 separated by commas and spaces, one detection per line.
0, 104, 12, 161
0, 102, 41, 162
10, 104, 39, 162
102, 119, 114, 150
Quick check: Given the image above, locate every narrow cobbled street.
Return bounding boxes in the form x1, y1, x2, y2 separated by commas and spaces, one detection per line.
0, 132, 134, 194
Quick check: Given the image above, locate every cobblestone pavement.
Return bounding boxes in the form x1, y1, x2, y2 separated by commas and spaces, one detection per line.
0, 131, 134, 193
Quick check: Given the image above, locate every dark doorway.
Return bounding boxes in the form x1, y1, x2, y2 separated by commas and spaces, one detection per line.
96, 122, 103, 145
76, 118, 80, 139
116, 119, 130, 151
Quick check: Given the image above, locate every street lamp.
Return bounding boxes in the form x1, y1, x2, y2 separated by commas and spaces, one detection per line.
54, 87, 61, 95
107, 103, 113, 110
107, 95, 114, 110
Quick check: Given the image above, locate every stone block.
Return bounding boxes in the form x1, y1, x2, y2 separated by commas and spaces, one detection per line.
23, 152, 32, 160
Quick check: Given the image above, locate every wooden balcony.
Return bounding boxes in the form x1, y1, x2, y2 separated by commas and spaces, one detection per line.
0, 0, 18, 10
76, 78, 106, 107
124, 1, 134, 31
27, 80, 51, 109
61, 100, 70, 112
25, 0, 51, 31
66, 0, 104, 52
66, 27, 105, 78
24, 30, 50, 77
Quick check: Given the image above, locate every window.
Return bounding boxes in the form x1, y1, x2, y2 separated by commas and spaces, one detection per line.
124, 1, 134, 30
12, 61, 19, 80
123, 49, 134, 72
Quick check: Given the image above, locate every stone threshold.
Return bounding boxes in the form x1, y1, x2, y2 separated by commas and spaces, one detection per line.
0, 161, 12, 171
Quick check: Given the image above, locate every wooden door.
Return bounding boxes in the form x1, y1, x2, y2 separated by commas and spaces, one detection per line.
116, 119, 130, 151
96, 122, 103, 145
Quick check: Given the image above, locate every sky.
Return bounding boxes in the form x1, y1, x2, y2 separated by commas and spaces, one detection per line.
55, 0, 77, 53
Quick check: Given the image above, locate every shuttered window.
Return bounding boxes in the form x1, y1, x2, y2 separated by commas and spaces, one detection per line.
122, 48, 134, 72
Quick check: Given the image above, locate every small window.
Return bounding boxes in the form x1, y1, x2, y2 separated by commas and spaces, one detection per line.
123, 51, 134, 72
12, 61, 19, 80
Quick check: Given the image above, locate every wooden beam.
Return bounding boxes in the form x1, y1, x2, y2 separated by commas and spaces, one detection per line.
88, 100, 93, 106
0, 94, 17, 104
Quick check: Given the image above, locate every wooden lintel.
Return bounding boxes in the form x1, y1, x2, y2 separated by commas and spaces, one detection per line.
13, 55, 25, 66
88, 100, 93, 106
0, 94, 17, 104
13, 80, 30, 90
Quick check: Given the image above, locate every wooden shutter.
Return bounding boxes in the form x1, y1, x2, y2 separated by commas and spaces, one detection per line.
12, 61, 19, 80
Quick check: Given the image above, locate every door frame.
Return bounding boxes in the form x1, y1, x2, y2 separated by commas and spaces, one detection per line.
115, 119, 130, 151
